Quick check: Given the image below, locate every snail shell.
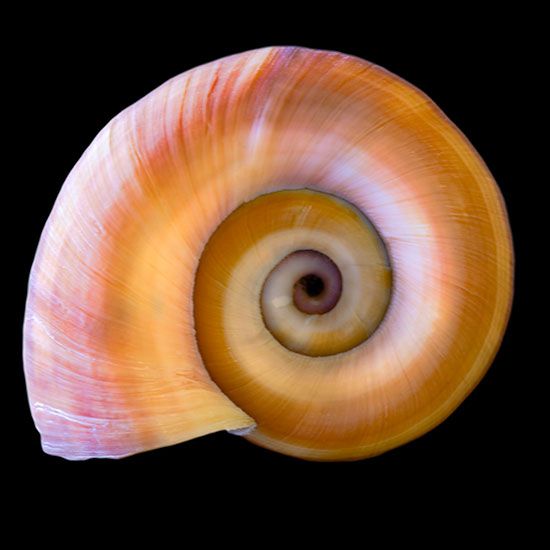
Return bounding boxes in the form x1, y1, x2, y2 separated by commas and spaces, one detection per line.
23, 47, 513, 460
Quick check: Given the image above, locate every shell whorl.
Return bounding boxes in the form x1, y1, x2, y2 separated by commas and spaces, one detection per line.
23, 47, 513, 460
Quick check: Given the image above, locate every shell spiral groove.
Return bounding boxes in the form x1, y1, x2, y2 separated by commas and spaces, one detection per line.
23, 47, 513, 461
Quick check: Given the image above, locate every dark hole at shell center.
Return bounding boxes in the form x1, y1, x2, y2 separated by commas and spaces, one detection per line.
298, 274, 325, 297
292, 251, 343, 315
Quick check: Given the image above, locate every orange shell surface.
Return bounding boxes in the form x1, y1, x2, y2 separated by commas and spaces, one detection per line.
23, 47, 513, 460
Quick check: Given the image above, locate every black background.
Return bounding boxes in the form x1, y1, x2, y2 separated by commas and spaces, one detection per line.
11, 12, 535, 511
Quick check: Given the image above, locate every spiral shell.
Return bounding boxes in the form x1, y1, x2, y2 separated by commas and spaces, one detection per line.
23, 46, 513, 460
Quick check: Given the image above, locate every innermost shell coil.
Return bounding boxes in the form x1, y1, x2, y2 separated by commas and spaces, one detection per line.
267, 249, 344, 317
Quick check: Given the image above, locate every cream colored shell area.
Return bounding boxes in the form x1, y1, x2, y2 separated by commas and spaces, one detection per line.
259, 228, 388, 356
228, 226, 387, 353
240, 189, 391, 357
23, 46, 513, 460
